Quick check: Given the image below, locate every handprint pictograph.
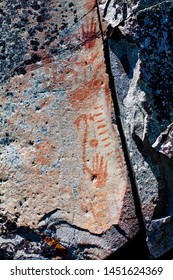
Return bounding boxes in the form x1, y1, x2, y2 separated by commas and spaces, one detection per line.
91, 153, 108, 187
63, 17, 98, 51
75, 114, 108, 187
62, 17, 97, 51
81, 17, 97, 49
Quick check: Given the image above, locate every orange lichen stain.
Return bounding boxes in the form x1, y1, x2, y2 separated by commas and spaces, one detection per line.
43, 234, 68, 260
75, 114, 108, 188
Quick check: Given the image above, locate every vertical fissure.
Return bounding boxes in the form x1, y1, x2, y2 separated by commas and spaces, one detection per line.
96, 1, 146, 234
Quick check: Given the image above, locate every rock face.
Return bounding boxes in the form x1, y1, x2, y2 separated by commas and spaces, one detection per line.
100, 0, 173, 258
0, 0, 139, 259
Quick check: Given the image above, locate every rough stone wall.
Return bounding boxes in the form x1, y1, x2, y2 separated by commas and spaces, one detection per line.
100, 0, 173, 258
0, 0, 139, 259
0, 0, 172, 260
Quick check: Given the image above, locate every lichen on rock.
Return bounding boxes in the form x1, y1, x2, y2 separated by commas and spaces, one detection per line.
100, 0, 173, 258
0, 0, 138, 259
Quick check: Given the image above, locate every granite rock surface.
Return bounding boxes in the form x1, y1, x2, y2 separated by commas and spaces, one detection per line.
100, 0, 173, 257
0, 0, 139, 259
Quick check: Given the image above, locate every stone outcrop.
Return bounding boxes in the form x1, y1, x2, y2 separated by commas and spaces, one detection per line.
0, 0, 139, 259
100, 0, 173, 258
1, 0, 172, 260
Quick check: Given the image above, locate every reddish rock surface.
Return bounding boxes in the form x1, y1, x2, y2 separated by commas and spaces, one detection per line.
0, 0, 138, 259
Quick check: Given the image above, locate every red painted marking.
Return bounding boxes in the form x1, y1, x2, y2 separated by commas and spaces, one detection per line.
105, 143, 111, 148
94, 113, 103, 117
101, 137, 110, 142
94, 105, 102, 110
90, 138, 99, 148
96, 119, 104, 123
97, 124, 107, 130
91, 153, 108, 187
81, 17, 97, 49
98, 129, 108, 136
75, 114, 108, 188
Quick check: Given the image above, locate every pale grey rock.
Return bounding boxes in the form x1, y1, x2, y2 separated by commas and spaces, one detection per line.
99, 0, 140, 27
100, 0, 173, 257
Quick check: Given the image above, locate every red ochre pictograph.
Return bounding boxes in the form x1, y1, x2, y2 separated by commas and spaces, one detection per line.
75, 112, 109, 187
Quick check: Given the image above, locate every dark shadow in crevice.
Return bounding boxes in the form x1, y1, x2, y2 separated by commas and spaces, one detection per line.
106, 230, 150, 260
102, 34, 145, 235
132, 133, 173, 219
100, 1, 173, 259
39, 208, 59, 223
114, 225, 130, 241
157, 246, 173, 260
108, 27, 138, 79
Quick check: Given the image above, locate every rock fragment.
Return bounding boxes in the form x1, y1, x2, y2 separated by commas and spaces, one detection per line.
100, 0, 173, 257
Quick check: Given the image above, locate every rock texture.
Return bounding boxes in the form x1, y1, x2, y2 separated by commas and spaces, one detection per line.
0, 0, 139, 259
100, 0, 173, 258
